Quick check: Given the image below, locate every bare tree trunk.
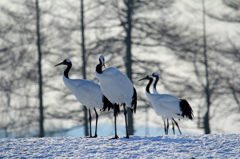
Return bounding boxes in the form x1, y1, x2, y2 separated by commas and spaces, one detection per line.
80, 0, 88, 137
35, 0, 44, 137
202, 0, 211, 134
125, 0, 134, 136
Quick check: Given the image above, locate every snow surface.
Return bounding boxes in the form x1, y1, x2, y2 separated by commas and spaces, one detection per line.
1, 134, 240, 158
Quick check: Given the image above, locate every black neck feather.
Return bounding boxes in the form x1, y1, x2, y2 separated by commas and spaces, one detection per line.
146, 78, 153, 93
64, 63, 72, 79
96, 60, 103, 74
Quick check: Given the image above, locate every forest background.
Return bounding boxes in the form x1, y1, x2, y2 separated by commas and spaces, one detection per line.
0, 0, 240, 138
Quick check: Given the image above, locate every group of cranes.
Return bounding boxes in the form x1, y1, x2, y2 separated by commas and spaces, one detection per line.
55, 55, 193, 139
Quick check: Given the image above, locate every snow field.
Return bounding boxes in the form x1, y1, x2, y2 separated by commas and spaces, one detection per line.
0, 134, 239, 158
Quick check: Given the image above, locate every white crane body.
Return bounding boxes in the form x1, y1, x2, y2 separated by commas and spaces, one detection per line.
95, 66, 134, 107
95, 55, 137, 139
63, 76, 103, 109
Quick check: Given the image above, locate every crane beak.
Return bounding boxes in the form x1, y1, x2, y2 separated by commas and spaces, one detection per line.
138, 77, 148, 81
54, 62, 64, 67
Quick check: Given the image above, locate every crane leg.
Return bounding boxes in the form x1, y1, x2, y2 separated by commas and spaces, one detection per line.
89, 109, 92, 137
172, 120, 175, 135
93, 108, 98, 138
166, 119, 169, 135
110, 103, 119, 139
163, 119, 167, 135
123, 104, 129, 138
172, 118, 182, 135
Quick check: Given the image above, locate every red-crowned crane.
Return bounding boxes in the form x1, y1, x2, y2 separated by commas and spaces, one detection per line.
95, 55, 137, 139
55, 59, 113, 138
139, 74, 193, 135
152, 72, 182, 135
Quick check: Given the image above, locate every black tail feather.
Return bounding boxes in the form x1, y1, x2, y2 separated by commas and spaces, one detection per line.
131, 87, 137, 113
102, 95, 113, 111
179, 99, 193, 120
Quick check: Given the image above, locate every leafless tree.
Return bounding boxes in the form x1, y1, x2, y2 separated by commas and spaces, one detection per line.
165, 0, 240, 134
206, 0, 240, 111
0, 0, 57, 137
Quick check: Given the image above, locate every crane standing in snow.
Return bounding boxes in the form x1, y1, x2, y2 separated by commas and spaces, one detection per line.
152, 72, 181, 135
55, 59, 113, 138
95, 55, 137, 139
139, 74, 193, 135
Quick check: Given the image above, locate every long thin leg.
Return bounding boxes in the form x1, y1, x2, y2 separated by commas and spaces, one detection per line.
166, 119, 169, 135
123, 104, 129, 138
89, 109, 92, 137
111, 103, 119, 139
94, 108, 98, 138
163, 118, 167, 135
172, 120, 175, 135
172, 118, 182, 135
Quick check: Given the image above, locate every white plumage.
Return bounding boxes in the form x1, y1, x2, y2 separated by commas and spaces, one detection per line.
63, 78, 103, 109
95, 55, 137, 139
152, 72, 180, 134
139, 74, 193, 135
55, 59, 113, 138
96, 67, 134, 107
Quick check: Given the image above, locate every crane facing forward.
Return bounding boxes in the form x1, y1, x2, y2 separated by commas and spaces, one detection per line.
95, 55, 137, 139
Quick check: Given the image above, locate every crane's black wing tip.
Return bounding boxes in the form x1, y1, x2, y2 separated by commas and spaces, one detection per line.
131, 87, 137, 113
102, 95, 113, 111
180, 99, 194, 120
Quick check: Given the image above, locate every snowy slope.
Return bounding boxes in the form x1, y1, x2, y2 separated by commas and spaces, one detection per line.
0, 134, 240, 158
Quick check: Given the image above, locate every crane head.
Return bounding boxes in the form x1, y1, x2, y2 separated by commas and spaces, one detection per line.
138, 75, 154, 81
152, 72, 160, 79
54, 59, 71, 67
99, 55, 105, 68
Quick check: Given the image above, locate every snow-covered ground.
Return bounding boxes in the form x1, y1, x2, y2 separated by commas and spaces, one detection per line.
0, 134, 239, 158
